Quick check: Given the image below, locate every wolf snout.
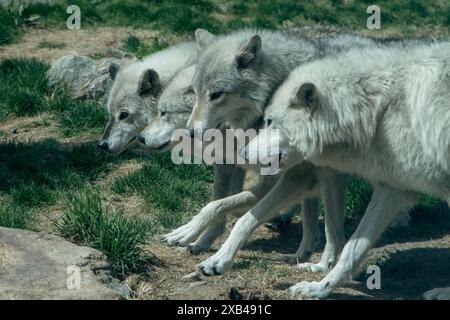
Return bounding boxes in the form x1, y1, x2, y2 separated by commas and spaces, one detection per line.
97, 141, 109, 150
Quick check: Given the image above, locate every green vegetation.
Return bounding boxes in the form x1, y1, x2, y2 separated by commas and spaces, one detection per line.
0, 59, 107, 135
0, 5, 23, 44
0, 139, 127, 209
113, 152, 213, 229
122, 35, 169, 59
55, 190, 153, 276
0, 197, 31, 229
1, 0, 449, 284
7, 0, 445, 37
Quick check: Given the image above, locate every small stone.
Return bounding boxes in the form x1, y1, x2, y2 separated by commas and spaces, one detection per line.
10, 128, 17, 134
189, 281, 207, 288
182, 271, 206, 281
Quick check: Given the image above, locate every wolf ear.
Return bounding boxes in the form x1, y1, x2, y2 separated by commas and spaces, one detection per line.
195, 29, 215, 49
109, 63, 120, 80
295, 83, 318, 110
137, 69, 161, 97
237, 35, 262, 69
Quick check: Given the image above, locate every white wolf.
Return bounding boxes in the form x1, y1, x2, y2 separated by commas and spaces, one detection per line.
139, 65, 323, 258
245, 43, 450, 299
98, 41, 197, 154
182, 28, 403, 275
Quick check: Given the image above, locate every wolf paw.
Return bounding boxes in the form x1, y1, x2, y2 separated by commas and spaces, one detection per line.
162, 223, 201, 247
423, 287, 450, 300
289, 281, 330, 299
198, 254, 232, 276
187, 243, 209, 255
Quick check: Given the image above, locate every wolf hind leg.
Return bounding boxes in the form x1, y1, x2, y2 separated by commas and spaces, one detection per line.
298, 173, 346, 273
290, 185, 416, 298
187, 216, 226, 255
284, 198, 320, 264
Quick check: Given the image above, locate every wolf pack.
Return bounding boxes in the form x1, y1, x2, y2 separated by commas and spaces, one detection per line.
98, 26, 450, 299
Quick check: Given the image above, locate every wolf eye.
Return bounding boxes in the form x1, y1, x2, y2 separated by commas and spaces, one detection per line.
210, 91, 223, 101
160, 111, 166, 117
119, 112, 129, 120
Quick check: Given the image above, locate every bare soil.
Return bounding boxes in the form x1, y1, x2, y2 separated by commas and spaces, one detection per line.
0, 26, 185, 63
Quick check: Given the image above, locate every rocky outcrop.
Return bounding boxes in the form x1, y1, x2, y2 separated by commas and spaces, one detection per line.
0, 227, 130, 300
47, 54, 121, 100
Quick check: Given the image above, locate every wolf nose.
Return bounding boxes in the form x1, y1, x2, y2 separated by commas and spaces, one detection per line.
98, 141, 108, 150
137, 135, 146, 144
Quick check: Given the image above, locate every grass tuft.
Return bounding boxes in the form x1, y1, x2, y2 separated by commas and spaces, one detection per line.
55, 190, 153, 276
0, 197, 31, 229
0, 7, 21, 44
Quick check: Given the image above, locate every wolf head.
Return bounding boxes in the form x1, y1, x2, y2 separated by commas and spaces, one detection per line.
139, 65, 197, 152
244, 57, 384, 170
187, 29, 270, 134
98, 61, 161, 154
243, 78, 318, 171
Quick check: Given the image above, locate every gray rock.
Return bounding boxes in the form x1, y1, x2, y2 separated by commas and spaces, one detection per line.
0, 227, 129, 300
47, 54, 121, 101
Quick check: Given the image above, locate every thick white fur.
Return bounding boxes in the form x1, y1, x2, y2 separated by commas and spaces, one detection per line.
257, 43, 450, 299
197, 164, 348, 275
99, 42, 197, 154
140, 64, 323, 258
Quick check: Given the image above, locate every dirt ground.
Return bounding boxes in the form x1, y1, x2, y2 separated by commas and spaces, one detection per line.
1, 27, 449, 300
0, 26, 185, 63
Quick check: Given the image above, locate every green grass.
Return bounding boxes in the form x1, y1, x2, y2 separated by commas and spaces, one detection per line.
55, 96, 107, 136
0, 59, 107, 135
55, 190, 153, 276
0, 6, 21, 44
14, 0, 449, 37
344, 179, 450, 245
113, 152, 213, 229
0, 139, 132, 209
0, 197, 31, 229
122, 35, 169, 59
345, 178, 373, 219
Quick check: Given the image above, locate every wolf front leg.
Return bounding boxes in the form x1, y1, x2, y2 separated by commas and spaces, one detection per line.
163, 164, 246, 248
298, 172, 347, 273
163, 191, 258, 247
184, 165, 246, 253
198, 166, 317, 276
290, 184, 416, 298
